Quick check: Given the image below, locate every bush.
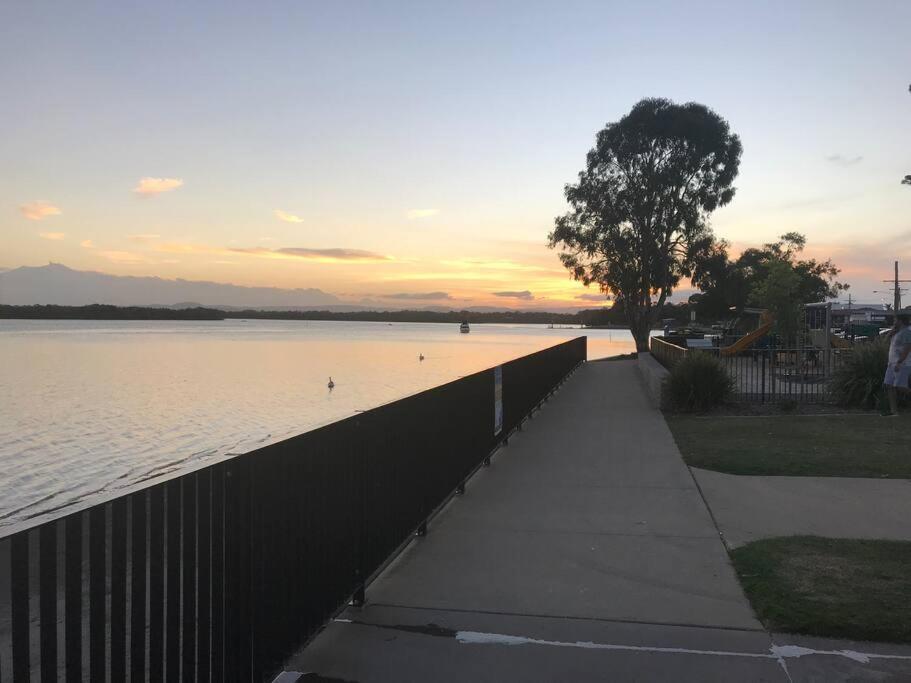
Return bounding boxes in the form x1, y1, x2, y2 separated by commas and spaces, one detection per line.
829, 340, 891, 409
666, 351, 734, 412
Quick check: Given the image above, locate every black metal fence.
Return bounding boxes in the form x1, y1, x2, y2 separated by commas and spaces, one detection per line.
720, 346, 848, 404
649, 336, 847, 403
0, 337, 586, 682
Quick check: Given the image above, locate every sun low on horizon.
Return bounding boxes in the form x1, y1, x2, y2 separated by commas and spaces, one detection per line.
2, 1, 909, 309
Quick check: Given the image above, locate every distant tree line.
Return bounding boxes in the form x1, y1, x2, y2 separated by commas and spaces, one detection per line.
0, 304, 226, 320
0, 304, 691, 327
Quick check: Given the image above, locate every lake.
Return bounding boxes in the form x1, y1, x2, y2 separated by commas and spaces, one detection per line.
0, 319, 637, 527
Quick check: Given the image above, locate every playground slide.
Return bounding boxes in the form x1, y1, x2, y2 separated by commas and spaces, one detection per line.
720, 321, 774, 356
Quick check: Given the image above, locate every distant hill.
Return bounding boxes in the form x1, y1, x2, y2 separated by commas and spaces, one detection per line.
0, 263, 340, 307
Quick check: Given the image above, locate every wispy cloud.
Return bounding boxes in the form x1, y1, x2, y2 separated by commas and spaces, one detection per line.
576, 292, 608, 301
39, 232, 66, 240
442, 259, 551, 273
134, 177, 183, 195
21, 201, 61, 221
99, 250, 148, 264
128, 233, 161, 243
150, 241, 392, 263
274, 209, 303, 223
493, 290, 534, 300
407, 208, 439, 219
384, 291, 452, 300
80, 239, 94, 248
228, 247, 392, 262
826, 154, 863, 167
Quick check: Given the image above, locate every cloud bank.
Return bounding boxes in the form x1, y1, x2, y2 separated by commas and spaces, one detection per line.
274, 209, 304, 223
384, 291, 452, 300
493, 290, 534, 300
826, 154, 863, 167
21, 201, 61, 221
229, 247, 391, 262
134, 177, 184, 195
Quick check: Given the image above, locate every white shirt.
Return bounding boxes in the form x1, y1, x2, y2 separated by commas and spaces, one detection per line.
888, 325, 911, 365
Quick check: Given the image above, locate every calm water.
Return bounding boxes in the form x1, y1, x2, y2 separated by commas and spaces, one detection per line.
0, 319, 636, 528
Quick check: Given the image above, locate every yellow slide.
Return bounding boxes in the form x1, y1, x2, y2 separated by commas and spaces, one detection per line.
720, 321, 774, 356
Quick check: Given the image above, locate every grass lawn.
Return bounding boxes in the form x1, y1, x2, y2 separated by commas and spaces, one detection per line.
731, 537, 911, 643
666, 413, 911, 477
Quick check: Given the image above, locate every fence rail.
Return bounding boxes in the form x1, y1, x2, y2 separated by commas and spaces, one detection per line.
649, 336, 688, 369
649, 336, 848, 404
0, 337, 586, 682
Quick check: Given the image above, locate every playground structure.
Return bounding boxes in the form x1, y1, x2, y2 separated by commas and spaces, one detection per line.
652, 301, 870, 403
719, 309, 774, 356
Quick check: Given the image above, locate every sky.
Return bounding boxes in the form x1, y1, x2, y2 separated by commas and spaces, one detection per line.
1, 0, 909, 309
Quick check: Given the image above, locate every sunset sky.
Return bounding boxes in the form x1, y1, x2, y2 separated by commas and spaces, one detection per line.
2, 1, 909, 309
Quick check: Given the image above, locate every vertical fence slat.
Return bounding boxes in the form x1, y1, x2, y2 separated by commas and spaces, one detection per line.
224, 457, 252, 680
211, 466, 225, 683
149, 486, 165, 682
130, 491, 147, 682
88, 506, 106, 681
39, 524, 56, 683
110, 498, 127, 681
165, 480, 181, 681
181, 475, 197, 682
64, 515, 82, 682
11, 532, 29, 682
197, 470, 212, 683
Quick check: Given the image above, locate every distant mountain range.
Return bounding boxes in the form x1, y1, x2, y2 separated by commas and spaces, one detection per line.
0, 263, 341, 308
0, 263, 600, 314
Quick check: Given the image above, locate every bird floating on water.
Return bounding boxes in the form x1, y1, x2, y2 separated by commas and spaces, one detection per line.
327, 377, 335, 390
419, 354, 425, 361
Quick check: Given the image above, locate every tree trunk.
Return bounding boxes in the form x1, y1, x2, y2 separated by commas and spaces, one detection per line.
628, 309, 653, 352
632, 320, 652, 352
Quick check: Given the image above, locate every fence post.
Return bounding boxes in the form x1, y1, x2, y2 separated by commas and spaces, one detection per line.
761, 351, 766, 403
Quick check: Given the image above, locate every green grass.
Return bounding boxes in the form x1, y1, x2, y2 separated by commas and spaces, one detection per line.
731, 537, 911, 643
666, 413, 911, 477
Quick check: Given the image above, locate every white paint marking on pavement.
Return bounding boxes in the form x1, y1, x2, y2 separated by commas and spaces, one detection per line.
456, 630, 771, 658
455, 630, 911, 666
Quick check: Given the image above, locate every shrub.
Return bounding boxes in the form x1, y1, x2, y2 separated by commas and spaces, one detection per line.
666, 351, 734, 413
829, 340, 891, 409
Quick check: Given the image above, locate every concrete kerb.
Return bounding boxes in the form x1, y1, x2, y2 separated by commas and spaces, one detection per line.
638, 352, 669, 409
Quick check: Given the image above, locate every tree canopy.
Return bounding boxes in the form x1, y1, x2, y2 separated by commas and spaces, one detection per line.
549, 98, 742, 350
690, 232, 848, 324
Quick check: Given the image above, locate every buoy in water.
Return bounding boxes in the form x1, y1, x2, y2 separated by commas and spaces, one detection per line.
328, 377, 335, 390
419, 354, 425, 361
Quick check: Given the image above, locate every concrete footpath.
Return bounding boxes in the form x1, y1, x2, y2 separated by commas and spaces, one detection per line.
280, 361, 911, 682
693, 468, 911, 548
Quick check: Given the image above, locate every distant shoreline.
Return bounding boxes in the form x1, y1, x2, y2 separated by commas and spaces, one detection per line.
0, 303, 608, 326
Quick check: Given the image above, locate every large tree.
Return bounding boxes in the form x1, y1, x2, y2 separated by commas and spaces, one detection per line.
549, 98, 742, 350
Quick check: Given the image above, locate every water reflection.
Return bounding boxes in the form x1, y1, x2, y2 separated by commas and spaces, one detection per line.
0, 320, 636, 526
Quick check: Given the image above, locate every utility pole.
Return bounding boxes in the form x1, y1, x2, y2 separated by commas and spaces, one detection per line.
881, 261, 911, 313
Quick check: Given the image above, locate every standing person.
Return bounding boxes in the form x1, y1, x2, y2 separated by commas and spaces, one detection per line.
884, 314, 911, 416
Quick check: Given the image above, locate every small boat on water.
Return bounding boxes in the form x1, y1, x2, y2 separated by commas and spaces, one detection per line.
459, 320, 470, 334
